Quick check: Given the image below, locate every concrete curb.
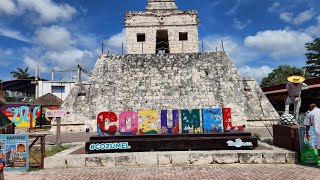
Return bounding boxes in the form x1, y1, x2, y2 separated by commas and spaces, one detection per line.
44, 142, 297, 169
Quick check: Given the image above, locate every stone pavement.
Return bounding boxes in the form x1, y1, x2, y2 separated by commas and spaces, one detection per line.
5, 164, 320, 180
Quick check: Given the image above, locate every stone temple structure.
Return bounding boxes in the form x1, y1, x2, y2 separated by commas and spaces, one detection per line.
58, 0, 279, 133
125, 0, 199, 54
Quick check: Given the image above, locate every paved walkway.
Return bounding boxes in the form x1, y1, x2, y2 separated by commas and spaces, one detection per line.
5, 164, 320, 180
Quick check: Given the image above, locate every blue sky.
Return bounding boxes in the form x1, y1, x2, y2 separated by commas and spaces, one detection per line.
0, 0, 319, 83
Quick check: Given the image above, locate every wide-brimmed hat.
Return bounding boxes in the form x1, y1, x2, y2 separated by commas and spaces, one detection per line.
287, 75, 305, 83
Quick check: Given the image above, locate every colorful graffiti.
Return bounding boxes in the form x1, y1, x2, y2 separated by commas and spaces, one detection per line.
202, 108, 223, 133
160, 110, 179, 134
97, 107, 244, 136
119, 111, 138, 135
97, 112, 117, 136
181, 109, 201, 134
0, 104, 59, 128
0, 104, 39, 127
222, 108, 244, 132
138, 110, 159, 134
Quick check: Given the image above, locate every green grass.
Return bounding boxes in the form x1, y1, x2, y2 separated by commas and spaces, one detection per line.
28, 144, 69, 170
45, 145, 69, 157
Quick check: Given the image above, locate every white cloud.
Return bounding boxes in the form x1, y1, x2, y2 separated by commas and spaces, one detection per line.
280, 12, 293, 23
199, 35, 275, 82
294, 9, 315, 25
238, 66, 273, 83
104, 29, 126, 54
201, 35, 259, 66
17, 0, 76, 24
280, 9, 316, 25
46, 49, 94, 70
75, 33, 99, 50
0, 0, 76, 24
244, 29, 313, 58
22, 26, 101, 78
0, 48, 20, 69
225, 0, 240, 15
23, 56, 50, 73
0, 48, 13, 56
23, 47, 97, 76
34, 25, 74, 51
233, 18, 251, 30
0, 27, 30, 42
0, 0, 16, 15
268, 2, 280, 12
305, 15, 320, 36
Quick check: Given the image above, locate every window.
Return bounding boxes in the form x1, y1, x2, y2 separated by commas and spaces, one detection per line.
52, 86, 65, 93
137, 33, 145, 42
179, 32, 188, 41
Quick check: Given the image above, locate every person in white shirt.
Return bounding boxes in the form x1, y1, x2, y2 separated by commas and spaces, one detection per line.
304, 104, 320, 158
285, 75, 308, 120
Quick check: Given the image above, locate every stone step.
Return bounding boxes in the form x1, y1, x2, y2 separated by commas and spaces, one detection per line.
44, 142, 296, 169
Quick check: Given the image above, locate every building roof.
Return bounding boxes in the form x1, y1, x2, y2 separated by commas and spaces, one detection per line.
261, 77, 320, 95
1, 77, 47, 93
31, 93, 63, 106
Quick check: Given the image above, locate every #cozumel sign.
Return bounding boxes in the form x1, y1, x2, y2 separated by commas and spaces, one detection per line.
85, 108, 257, 153
96, 108, 244, 136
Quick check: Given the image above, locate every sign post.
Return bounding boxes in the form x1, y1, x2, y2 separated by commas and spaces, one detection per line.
45, 110, 69, 145
56, 117, 61, 145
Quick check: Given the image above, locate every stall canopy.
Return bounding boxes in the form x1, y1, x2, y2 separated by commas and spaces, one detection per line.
31, 93, 63, 106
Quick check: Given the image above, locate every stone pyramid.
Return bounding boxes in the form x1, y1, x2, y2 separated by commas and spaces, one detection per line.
59, 52, 279, 133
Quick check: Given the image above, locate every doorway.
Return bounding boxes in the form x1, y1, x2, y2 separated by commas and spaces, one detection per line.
156, 30, 170, 54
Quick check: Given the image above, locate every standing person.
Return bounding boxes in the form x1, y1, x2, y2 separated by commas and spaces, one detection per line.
304, 103, 320, 162
285, 75, 308, 120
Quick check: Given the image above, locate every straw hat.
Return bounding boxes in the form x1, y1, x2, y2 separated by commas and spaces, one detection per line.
287, 75, 305, 83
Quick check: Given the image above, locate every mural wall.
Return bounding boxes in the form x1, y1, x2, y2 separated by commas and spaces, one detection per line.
0, 104, 59, 128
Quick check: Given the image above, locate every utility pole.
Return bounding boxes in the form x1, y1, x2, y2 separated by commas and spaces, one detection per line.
77, 65, 81, 82
221, 40, 225, 51
51, 70, 55, 81
35, 65, 39, 99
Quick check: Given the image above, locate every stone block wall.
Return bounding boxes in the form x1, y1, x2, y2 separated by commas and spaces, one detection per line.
126, 25, 198, 54
59, 52, 279, 133
125, 11, 199, 54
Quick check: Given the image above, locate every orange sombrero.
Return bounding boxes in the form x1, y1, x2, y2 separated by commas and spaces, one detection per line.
287, 75, 305, 83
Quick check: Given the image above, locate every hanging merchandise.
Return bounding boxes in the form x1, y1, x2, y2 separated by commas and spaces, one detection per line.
299, 126, 319, 165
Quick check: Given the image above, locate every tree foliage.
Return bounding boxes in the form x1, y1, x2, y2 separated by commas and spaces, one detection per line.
10, 67, 30, 79
260, 65, 305, 87
304, 38, 320, 77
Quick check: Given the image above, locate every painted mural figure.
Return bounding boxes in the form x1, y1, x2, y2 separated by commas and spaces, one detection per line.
285, 75, 308, 120
304, 103, 320, 163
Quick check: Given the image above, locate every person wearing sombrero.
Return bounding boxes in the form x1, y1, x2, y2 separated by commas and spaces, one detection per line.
285, 75, 308, 120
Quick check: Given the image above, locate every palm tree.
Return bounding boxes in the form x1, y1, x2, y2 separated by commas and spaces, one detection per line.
10, 67, 30, 79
